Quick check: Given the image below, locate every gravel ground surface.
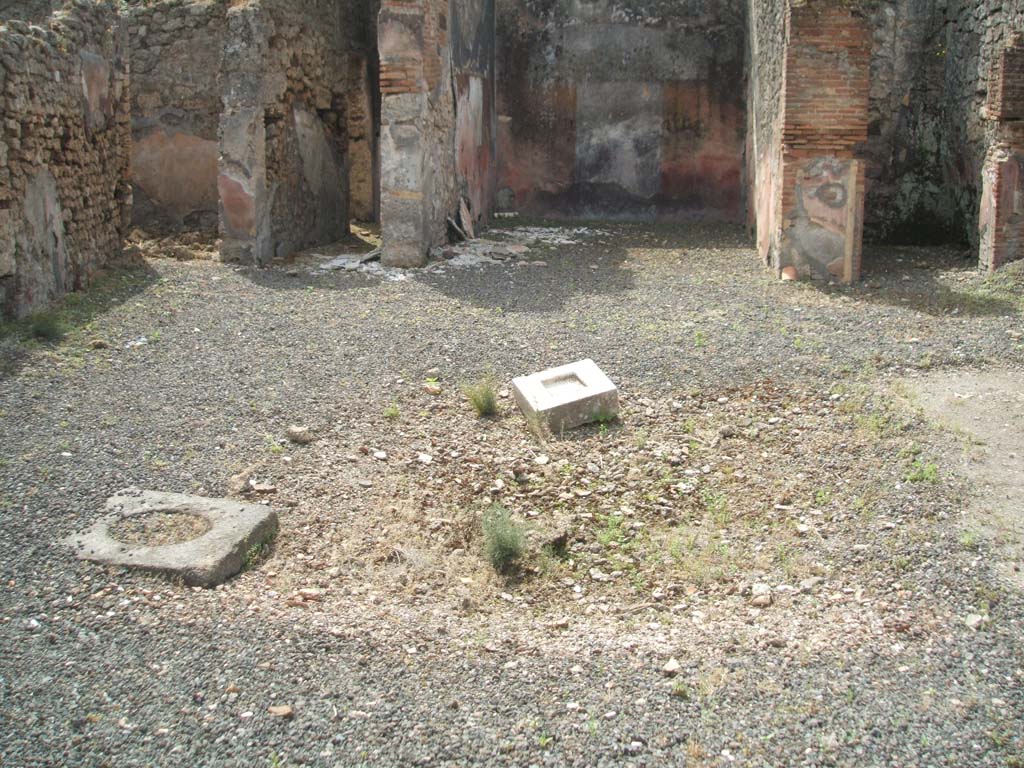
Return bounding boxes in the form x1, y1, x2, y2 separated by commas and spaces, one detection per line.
1, 221, 1023, 767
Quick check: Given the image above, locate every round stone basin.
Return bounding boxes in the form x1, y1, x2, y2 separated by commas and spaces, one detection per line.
108, 510, 213, 547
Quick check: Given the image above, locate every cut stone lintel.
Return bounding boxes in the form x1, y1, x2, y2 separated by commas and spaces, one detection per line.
512, 359, 619, 433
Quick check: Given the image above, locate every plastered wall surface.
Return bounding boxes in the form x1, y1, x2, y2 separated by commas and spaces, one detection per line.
496, 0, 747, 221
124, 0, 227, 232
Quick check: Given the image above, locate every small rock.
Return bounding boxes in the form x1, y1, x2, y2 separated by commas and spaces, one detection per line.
373, 451, 388, 461
88, 338, 109, 349
423, 383, 442, 396
248, 479, 276, 494
781, 266, 798, 281
662, 657, 682, 677
286, 425, 314, 445
799, 576, 823, 592
298, 588, 323, 602
750, 583, 772, 608
964, 613, 988, 630
267, 705, 293, 719
534, 454, 550, 465
417, 453, 433, 464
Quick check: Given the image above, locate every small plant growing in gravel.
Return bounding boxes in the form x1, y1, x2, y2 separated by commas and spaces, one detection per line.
383, 403, 400, 420
959, 530, 980, 551
30, 311, 66, 342
701, 489, 730, 527
464, 375, 499, 417
481, 504, 524, 573
693, 329, 707, 349
905, 459, 938, 483
671, 681, 691, 700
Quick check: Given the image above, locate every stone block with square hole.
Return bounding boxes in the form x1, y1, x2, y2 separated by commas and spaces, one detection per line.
512, 359, 619, 433
66, 489, 278, 587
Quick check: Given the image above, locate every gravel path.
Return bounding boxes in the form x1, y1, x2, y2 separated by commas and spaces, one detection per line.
1, 222, 1022, 766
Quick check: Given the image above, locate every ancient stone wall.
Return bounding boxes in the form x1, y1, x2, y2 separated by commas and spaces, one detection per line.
263, 0, 349, 258
378, 0, 495, 267
495, 0, 747, 221
218, 0, 363, 265
747, 0, 870, 282
861, 0, 952, 243
124, 0, 227, 232
0, 0, 131, 318
861, 0, 1024, 251
940, 0, 1024, 250
0, 0, 56, 22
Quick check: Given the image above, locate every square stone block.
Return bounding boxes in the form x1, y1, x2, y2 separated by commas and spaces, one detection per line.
66, 489, 278, 587
512, 359, 619, 433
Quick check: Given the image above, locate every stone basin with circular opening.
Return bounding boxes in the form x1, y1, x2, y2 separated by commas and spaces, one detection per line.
66, 489, 278, 587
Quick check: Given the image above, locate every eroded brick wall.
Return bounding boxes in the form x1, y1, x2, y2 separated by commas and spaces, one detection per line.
0, 0, 130, 318
124, 0, 228, 232
378, 0, 495, 267
748, 0, 870, 282
980, 36, 1024, 270
496, 0, 747, 221
778, 2, 870, 281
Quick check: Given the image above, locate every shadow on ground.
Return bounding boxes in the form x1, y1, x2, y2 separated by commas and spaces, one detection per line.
0, 261, 161, 380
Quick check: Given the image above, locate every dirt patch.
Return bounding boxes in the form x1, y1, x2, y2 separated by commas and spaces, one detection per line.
908, 368, 1024, 588
109, 510, 212, 546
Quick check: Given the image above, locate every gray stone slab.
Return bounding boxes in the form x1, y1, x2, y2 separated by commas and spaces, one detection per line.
66, 489, 278, 587
512, 359, 619, 433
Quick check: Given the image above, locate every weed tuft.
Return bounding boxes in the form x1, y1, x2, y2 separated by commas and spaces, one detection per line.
464, 376, 499, 418
482, 504, 525, 573
30, 311, 66, 342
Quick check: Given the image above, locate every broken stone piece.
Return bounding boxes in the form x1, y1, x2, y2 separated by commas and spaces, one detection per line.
66, 489, 278, 587
511, 359, 619, 433
286, 425, 314, 444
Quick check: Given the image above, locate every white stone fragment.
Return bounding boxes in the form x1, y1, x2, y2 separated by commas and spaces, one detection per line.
511, 359, 619, 433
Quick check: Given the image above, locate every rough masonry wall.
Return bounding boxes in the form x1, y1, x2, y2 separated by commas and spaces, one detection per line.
940, 0, 1024, 251
496, 0, 747, 221
218, 0, 357, 265
262, 0, 349, 258
379, 0, 495, 267
862, 0, 1024, 249
0, 0, 55, 22
124, 0, 228, 232
0, 0, 130, 318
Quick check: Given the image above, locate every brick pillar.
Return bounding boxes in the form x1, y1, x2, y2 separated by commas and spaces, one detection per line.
979, 38, 1024, 272
775, 1, 870, 283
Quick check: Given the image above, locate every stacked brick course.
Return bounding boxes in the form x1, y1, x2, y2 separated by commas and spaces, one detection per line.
980, 35, 1024, 271
0, 0, 130, 318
